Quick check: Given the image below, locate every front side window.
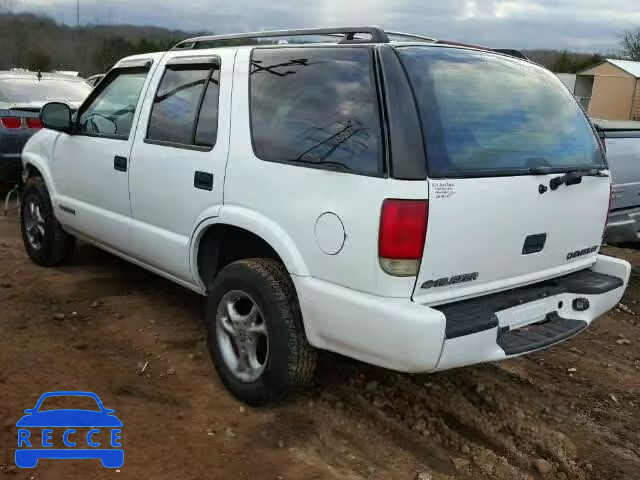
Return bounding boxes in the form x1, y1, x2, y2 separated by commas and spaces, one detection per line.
250, 47, 382, 175
78, 68, 149, 139
147, 62, 220, 148
397, 47, 605, 178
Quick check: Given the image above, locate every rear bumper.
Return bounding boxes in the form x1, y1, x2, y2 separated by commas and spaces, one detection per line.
0, 129, 33, 183
294, 255, 630, 373
435, 255, 629, 370
605, 207, 640, 243
0, 152, 23, 183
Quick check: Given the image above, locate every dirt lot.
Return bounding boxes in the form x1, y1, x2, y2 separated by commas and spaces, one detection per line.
1, 205, 639, 480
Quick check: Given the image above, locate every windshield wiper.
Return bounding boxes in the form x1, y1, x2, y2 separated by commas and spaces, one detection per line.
549, 169, 609, 191
528, 166, 555, 175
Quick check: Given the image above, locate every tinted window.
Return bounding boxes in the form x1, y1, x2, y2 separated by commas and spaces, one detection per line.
147, 64, 219, 147
0, 78, 91, 104
250, 48, 382, 175
78, 68, 148, 138
397, 47, 605, 177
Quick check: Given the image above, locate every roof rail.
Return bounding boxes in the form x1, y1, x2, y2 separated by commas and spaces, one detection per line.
386, 31, 437, 43
172, 26, 390, 50
492, 49, 529, 60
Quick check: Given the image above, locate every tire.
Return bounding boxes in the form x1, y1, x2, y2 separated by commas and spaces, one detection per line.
20, 177, 75, 267
206, 258, 317, 405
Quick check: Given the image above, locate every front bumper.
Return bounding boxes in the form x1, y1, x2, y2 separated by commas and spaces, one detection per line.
294, 255, 630, 373
605, 208, 640, 243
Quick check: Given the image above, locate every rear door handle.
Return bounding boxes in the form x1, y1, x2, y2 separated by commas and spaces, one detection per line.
114, 156, 127, 172
194, 171, 214, 191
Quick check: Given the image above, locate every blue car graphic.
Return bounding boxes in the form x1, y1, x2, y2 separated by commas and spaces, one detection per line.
15, 391, 123, 468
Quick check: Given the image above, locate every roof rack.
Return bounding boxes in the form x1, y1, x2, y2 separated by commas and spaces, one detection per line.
386, 31, 437, 43
492, 49, 529, 60
170, 27, 529, 62
172, 26, 392, 50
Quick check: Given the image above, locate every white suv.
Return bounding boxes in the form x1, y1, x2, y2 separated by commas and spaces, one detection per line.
20, 27, 630, 404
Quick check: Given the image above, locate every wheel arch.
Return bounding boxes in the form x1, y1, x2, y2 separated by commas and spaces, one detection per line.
190, 207, 309, 291
22, 152, 56, 196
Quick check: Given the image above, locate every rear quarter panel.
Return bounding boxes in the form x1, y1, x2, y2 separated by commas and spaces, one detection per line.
224, 48, 426, 298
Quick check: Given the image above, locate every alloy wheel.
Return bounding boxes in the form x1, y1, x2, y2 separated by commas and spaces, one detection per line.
215, 290, 269, 382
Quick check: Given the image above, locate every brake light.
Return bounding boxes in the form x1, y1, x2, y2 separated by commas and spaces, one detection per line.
26, 118, 43, 129
379, 199, 428, 276
1, 117, 21, 129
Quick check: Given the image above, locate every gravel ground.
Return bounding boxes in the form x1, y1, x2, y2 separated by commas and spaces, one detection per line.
0, 205, 639, 480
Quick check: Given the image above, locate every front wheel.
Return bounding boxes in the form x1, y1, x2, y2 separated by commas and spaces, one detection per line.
206, 258, 317, 405
20, 177, 75, 267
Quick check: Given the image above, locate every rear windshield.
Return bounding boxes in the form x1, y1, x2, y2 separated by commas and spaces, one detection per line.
397, 47, 605, 178
0, 78, 92, 104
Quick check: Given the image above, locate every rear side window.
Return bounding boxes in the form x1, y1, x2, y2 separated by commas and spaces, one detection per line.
250, 47, 382, 175
397, 47, 605, 178
147, 61, 220, 148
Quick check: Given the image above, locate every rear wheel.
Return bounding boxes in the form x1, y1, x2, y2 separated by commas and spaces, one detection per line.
20, 177, 75, 266
206, 258, 316, 405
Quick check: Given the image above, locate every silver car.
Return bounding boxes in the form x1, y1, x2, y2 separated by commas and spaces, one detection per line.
595, 119, 640, 243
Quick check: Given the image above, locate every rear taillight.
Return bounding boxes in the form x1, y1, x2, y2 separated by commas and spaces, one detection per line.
378, 199, 428, 277
1, 117, 21, 129
25, 118, 43, 129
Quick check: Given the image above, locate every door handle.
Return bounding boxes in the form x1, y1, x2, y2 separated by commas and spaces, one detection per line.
114, 156, 127, 172
194, 171, 214, 191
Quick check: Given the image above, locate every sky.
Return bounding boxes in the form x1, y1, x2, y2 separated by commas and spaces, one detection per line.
10, 0, 640, 52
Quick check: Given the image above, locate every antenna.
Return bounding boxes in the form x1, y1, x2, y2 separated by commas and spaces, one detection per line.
76, 0, 80, 26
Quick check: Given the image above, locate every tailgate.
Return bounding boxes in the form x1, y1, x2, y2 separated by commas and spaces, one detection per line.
395, 46, 610, 306
413, 176, 609, 305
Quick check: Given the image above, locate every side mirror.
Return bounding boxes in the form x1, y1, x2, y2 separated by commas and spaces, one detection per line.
23, 409, 34, 415
40, 102, 72, 132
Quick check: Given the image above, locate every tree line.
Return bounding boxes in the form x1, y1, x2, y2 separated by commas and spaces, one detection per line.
0, 13, 189, 75
524, 50, 605, 73
1, 11, 640, 77
525, 31, 640, 73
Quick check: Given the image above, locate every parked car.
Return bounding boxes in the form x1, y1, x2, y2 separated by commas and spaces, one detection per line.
86, 74, 105, 87
0, 71, 92, 185
593, 119, 640, 243
20, 27, 630, 405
